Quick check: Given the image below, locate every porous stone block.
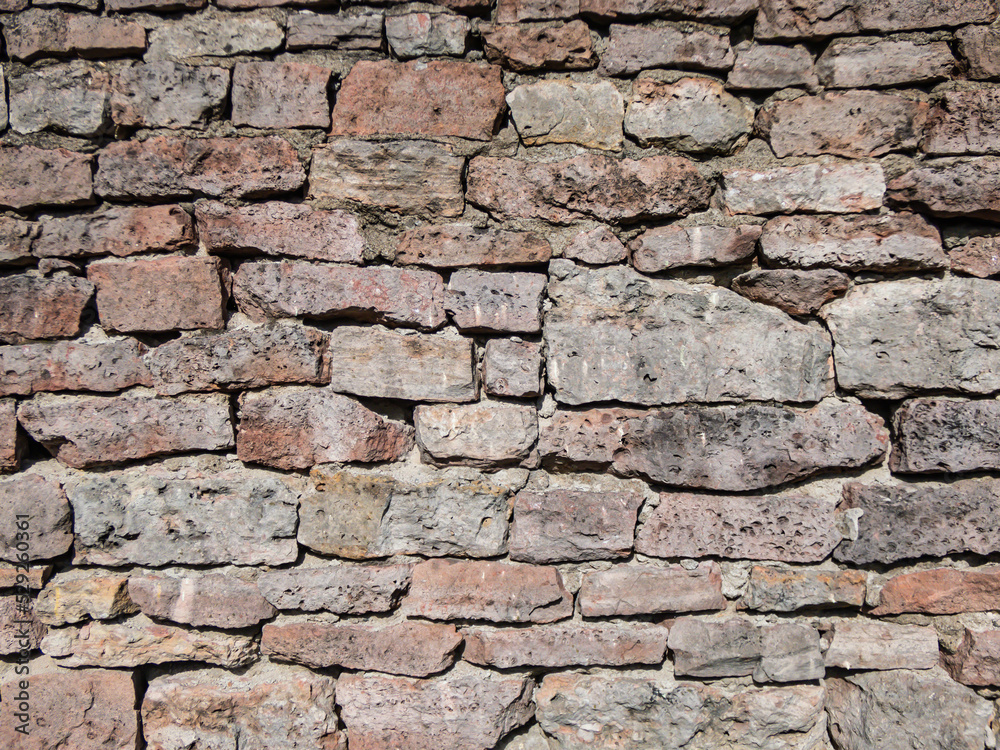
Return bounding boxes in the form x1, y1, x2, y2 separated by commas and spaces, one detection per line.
414, 402, 537, 467
232, 61, 332, 129
7, 63, 111, 137
508, 79, 623, 150
483, 339, 543, 397
599, 24, 734, 75
888, 158, 1000, 220
481, 21, 596, 71
35, 205, 196, 259
873, 567, 1000, 615
128, 574, 276, 629
0, 475, 72, 562
723, 163, 886, 214
0, 146, 93, 210
396, 225, 550, 268
817, 37, 955, 88
257, 563, 412, 614
0, 274, 93, 343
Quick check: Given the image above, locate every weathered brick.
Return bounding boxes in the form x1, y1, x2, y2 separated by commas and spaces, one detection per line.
326, 326, 476, 402
0, 338, 151, 396
446, 270, 545, 333
0, 475, 72, 562
759, 212, 946, 272
629, 224, 761, 272
564, 225, 627, 265
637, 491, 841, 561
822, 278, 1000, 398
286, 10, 384, 50
956, 25, 1000, 80
579, 562, 725, 616
723, 163, 886, 214
835, 479, 1000, 565
386, 11, 469, 57
309, 140, 464, 218
0, 670, 138, 750
873, 567, 1000, 615
232, 61, 331, 129
145, 323, 327, 396
945, 629, 1000, 686
404, 559, 572, 623
35, 573, 135, 626
826, 620, 939, 671
758, 91, 927, 158
337, 669, 534, 750
20, 391, 231, 468
817, 37, 955, 88
145, 11, 283, 61
298, 465, 512, 559
731, 268, 850, 316
508, 79, 623, 150
0, 401, 20, 472
509, 488, 642, 563
66, 457, 299, 566
626, 76, 752, 153
598, 24, 734, 75
233, 261, 445, 330
42, 615, 258, 668
468, 155, 710, 224
237, 387, 414, 470
3, 9, 146, 62
8, 63, 111, 137
35, 205, 195, 259
257, 563, 412, 614
0, 274, 93, 343
537, 674, 827, 750
196, 201, 362, 262
756, 0, 998, 38
0, 146, 93, 210
727, 43, 818, 89
668, 617, 823, 681
143, 667, 341, 750
948, 233, 1000, 277
414, 402, 537, 467
330, 60, 505, 141
483, 339, 543, 398
96, 136, 305, 201
89, 255, 228, 333
464, 623, 667, 668
887, 158, 1000, 220
396, 225, 550, 268
128, 574, 275, 629
740, 565, 866, 612
0, 595, 45, 654
891, 398, 1000, 473
111, 62, 229, 130
826, 670, 994, 750
0, 216, 35, 266
923, 89, 1000, 155
545, 262, 833, 405
496, 0, 577, 22
481, 21, 596, 72
264, 621, 461, 676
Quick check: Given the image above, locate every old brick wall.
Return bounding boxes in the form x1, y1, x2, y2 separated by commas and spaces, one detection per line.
0, 0, 999, 746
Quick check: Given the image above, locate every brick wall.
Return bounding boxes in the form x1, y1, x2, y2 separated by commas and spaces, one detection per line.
1, 0, 999, 747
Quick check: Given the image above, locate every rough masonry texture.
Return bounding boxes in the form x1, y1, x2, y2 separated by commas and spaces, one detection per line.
2, 0, 1000, 748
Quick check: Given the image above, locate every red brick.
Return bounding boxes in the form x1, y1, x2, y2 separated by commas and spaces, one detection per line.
0, 146, 93, 210
481, 21, 596, 72
17, 392, 234, 468
0, 474, 72, 561
237, 387, 414, 470
923, 89, 1000, 155
263, 621, 461, 676
873, 567, 1000, 615
0, 338, 151, 396
233, 261, 446, 330
196, 201, 364, 262
0, 670, 138, 749
331, 60, 506, 141
468, 154, 711, 224
3, 9, 146, 62
95, 136, 306, 201
0, 274, 93, 343
404, 559, 573, 623
446, 270, 545, 333
88, 255, 228, 334
731, 268, 850, 316
463, 623, 668, 668
396, 224, 551, 268
509, 489, 643, 563
757, 91, 927, 158
232, 61, 331, 129
579, 563, 726, 616
35, 205, 195, 259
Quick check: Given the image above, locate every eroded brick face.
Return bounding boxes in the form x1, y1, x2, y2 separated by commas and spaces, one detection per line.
2, 1, 999, 747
